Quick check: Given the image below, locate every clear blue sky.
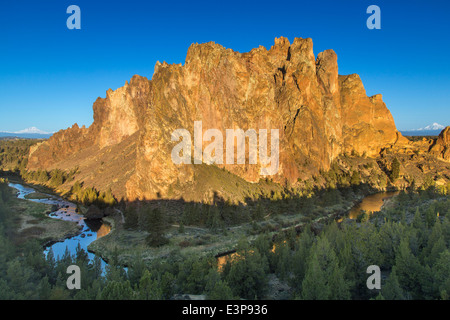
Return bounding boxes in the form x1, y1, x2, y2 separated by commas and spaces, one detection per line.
0, 0, 449, 132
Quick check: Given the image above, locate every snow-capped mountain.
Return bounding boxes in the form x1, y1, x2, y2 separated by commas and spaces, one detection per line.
400, 123, 447, 137
13, 127, 52, 134
0, 127, 53, 139
415, 123, 446, 131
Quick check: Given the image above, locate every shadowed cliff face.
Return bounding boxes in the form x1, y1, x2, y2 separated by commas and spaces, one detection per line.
27, 37, 407, 200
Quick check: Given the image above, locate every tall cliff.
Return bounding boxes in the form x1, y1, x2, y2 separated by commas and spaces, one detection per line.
27, 37, 407, 200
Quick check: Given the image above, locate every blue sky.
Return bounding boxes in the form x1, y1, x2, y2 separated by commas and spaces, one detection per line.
0, 0, 449, 132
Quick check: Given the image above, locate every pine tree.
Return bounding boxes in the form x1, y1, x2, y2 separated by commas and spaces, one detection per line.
428, 236, 446, 266
137, 270, 162, 300
207, 280, 235, 300
145, 207, 169, 247
390, 158, 401, 182
301, 236, 349, 300
422, 218, 443, 264
291, 226, 314, 293
38, 170, 49, 183
225, 249, 269, 299
105, 247, 126, 283
432, 250, 450, 299
45, 247, 57, 285
382, 268, 405, 300
101, 189, 116, 207
128, 252, 146, 286
274, 242, 291, 281
71, 181, 82, 200
100, 280, 134, 300
38, 276, 52, 300
160, 271, 176, 299
301, 252, 330, 299
91, 255, 103, 281
394, 238, 423, 299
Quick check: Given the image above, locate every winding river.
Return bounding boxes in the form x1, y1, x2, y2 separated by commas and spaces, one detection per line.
10, 181, 400, 275
8, 182, 110, 269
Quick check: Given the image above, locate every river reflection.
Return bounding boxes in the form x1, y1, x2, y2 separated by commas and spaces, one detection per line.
96, 223, 112, 239
348, 191, 400, 219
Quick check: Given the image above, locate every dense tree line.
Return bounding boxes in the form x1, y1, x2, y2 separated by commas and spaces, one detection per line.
1, 177, 449, 300
70, 181, 116, 208
20, 168, 78, 188
0, 139, 41, 173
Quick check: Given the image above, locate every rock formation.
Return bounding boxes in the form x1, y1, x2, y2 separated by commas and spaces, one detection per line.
27, 37, 409, 200
430, 126, 450, 161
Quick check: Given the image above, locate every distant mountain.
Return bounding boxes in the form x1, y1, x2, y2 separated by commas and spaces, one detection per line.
0, 127, 53, 139
14, 127, 51, 134
400, 123, 447, 136
419, 123, 446, 131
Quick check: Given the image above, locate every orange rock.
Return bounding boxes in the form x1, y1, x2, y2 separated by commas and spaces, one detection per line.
28, 37, 410, 200
430, 127, 450, 161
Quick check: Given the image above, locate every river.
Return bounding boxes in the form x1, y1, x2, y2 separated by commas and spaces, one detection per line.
8, 182, 110, 269
347, 190, 400, 219
10, 181, 399, 273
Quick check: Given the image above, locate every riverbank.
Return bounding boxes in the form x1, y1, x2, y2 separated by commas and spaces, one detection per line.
6, 182, 111, 272
6, 184, 81, 246
6, 174, 60, 197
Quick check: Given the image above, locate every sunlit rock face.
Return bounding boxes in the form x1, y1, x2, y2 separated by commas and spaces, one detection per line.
28, 75, 150, 171
338, 74, 407, 157
28, 37, 406, 200
430, 127, 450, 161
